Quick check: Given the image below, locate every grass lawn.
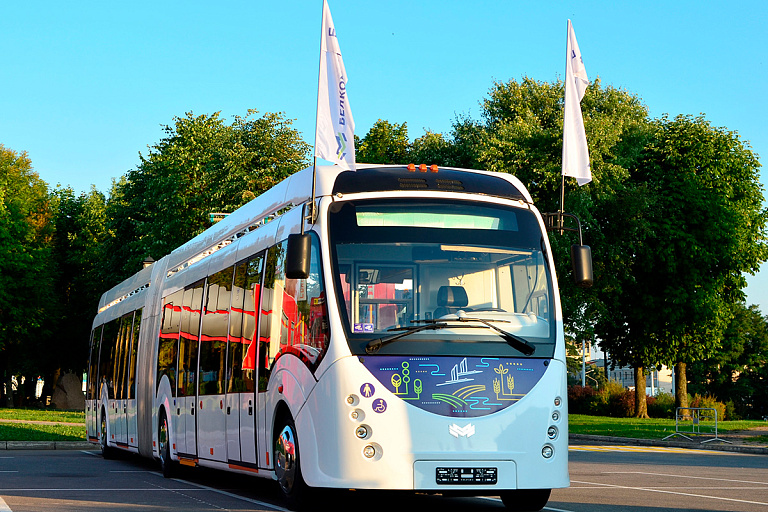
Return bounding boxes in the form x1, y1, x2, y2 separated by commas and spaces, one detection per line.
0, 407, 86, 442
0, 408, 84, 424
1, 408, 765, 443
569, 413, 768, 440
0, 422, 86, 442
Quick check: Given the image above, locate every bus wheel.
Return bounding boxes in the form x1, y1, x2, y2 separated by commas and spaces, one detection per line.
500, 489, 551, 511
158, 410, 175, 478
274, 414, 310, 510
100, 408, 115, 460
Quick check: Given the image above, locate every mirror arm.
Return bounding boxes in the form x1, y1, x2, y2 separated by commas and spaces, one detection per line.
543, 211, 585, 245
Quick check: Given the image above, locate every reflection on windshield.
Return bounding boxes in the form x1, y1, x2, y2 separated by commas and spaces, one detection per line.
329, 200, 554, 355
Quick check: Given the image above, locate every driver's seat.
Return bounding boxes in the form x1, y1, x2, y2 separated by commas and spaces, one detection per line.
434, 286, 470, 318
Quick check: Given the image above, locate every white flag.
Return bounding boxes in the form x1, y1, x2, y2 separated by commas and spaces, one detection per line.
562, 19, 591, 186
315, 0, 355, 170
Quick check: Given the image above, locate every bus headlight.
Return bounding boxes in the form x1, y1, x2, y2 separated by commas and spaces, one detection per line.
542, 445, 554, 459
355, 425, 369, 439
552, 410, 560, 422
547, 426, 558, 440
363, 445, 376, 458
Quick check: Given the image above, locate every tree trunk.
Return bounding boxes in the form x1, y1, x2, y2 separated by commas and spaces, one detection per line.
634, 366, 649, 418
5, 373, 15, 408
675, 362, 689, 419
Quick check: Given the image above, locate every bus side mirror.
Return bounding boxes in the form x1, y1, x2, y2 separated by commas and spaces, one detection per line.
571, 245, 593, 288
286, 233, 311, 279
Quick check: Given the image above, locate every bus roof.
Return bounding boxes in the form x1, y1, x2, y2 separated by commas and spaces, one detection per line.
95, 164, 532, 317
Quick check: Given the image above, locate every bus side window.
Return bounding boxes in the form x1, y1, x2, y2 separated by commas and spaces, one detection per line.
179, 280, 204, 398
200, 267, 233, 395
231, 253, 263, 393
260, 235, 330, 386
100, 319, 120, 399
87, 326, 103, 401
127, 309, 141, 399
157, 290, 183, 395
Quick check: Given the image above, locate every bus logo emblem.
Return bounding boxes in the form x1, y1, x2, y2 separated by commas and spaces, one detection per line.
449, 423, 475, 438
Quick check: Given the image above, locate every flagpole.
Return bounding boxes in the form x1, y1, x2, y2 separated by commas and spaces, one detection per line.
307, 0, 326, 231
559, 19, 567, 236
559, 174, 565, 235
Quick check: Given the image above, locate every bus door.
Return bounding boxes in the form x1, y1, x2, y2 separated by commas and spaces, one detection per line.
226, 255, 263, 466
198, 268, 231, 463
255, 239, 330, 468
87, 326, 103, 441
114, 314, 132, 446
176, 279, 204, 458
126, 309, 141, 448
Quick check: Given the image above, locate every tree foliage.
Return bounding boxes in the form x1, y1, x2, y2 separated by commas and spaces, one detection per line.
49, 186, 109, 377
351, 78, 768, 417
689, 303, 768, 419
0, 145, 56, 404
102, 110, 310, 284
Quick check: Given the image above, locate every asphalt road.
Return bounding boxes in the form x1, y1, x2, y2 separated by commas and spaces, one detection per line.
0, 446, 766, 511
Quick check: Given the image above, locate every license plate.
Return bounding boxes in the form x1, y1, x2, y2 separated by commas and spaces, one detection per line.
436, 467, 498, 485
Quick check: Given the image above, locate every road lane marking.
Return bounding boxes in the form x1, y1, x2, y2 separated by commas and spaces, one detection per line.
477, 497, 577, 512
0, 497, 10, 512
607, 471, 768, 486
163, 473, 289, 511
570, 444, 720, 454
571, 479, 768, 507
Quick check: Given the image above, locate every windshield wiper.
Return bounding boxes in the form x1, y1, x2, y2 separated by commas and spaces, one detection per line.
365, 322, 449, 354
364, 312, 536, 356
452, 313, 536, 356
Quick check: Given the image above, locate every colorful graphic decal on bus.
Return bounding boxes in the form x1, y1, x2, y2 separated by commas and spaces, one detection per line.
361, 356, 549, 418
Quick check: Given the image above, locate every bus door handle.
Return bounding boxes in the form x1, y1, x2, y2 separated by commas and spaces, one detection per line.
191, 405, 195, 416
227, 406, 231, 415
248, 400, 253, 416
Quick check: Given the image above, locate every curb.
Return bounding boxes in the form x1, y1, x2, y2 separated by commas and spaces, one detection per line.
0, 441, 94, 450
2, 437, 765, 455
570, 433, 768, 455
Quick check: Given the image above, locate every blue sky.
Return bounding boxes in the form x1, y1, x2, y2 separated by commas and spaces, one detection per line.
1, 1, 766, 310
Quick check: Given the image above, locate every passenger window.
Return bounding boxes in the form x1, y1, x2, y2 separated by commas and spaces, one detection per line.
157, 290, 182, 396
261, 235, 329, 382
199, 268, 232, 395
228, 254, 263, 393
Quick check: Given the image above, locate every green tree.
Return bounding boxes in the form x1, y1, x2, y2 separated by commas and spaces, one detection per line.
102, 110, 310, 284
473, 77, 656, 415
355, 119, 410, 164
633, 115, 768, 410
0, 145, 56, 406
47, 186, 109, 394
689, 303, 768, 419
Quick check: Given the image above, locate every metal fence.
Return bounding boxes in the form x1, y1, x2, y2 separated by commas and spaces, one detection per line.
662, 407, 732, 444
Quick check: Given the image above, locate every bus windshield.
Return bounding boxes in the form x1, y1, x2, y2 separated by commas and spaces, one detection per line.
329, 199, 555, 357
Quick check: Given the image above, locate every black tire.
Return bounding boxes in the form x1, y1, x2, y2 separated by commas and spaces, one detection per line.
158, 409, 176, 478
100, 408, 115, 460
274, 413, 311, 510
500, 489, 551, 511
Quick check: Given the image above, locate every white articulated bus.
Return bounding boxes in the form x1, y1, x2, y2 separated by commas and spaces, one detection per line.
86, 163, 592, 511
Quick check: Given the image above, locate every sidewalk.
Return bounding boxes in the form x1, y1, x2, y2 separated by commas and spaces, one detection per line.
0, 440, 93, 450
2, 416, 767, 454
570, 432, 768, 455
0, 418, 91, 450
